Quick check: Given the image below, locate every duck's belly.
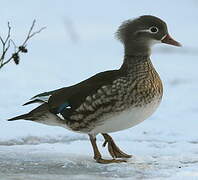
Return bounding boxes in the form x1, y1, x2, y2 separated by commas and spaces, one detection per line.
91, 97, 161, 135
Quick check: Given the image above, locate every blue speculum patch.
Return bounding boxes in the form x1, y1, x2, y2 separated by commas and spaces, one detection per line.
57, 102, 70, 113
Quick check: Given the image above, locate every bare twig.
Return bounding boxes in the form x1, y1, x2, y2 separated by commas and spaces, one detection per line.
4, 22, 11, 45
0, 22, 11, 66
10, 39, 17, 50
0, 20, 46, 69
22, 20, 46, 46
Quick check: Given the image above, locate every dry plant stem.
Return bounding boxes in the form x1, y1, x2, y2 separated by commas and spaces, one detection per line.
0, 22, 11, 67
0, 20, 46, 69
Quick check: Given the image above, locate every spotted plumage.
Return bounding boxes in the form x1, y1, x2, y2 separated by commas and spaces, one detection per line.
64, 55, 163, 133
8, 15, 181, 163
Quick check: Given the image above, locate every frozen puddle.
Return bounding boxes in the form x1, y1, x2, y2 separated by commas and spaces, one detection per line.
0, 140, 198, 180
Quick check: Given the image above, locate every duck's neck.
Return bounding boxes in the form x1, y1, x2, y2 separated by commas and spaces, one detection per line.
120, 54, 152, 74
124, 41, 151, 57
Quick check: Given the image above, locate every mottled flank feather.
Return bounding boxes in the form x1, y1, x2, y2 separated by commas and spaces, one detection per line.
64, 55, 163, 133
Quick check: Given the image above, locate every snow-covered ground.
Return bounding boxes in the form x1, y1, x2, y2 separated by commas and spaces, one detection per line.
1, 0, 198, 179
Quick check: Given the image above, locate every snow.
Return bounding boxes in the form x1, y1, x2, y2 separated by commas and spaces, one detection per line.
0, 0, 198, 179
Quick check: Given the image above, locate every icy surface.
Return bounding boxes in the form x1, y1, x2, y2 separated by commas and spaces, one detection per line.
1, 0, 198, 179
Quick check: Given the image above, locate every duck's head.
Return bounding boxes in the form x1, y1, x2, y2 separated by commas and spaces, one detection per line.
117, 15, 181, 55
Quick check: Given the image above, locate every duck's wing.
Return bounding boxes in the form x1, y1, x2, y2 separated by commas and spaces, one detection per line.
47, 70, 121, 114
8, 70, 122, 122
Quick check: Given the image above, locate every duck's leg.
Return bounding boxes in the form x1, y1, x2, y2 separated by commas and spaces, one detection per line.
88, 134, 126, 164
102, 133, 132, 158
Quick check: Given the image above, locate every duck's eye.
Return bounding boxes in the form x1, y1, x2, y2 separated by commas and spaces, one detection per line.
149, 26, 159, 33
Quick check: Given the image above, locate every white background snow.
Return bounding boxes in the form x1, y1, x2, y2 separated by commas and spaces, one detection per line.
0, 0, 198, 179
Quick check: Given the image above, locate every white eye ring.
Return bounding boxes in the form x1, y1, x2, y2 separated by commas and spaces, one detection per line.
135, 26, 159, 35
149, 26, 159, 34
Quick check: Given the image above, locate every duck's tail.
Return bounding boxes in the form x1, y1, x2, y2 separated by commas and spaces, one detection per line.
8, 113, 30, 121
7, 104, 66, 127
8, 104, 47, 121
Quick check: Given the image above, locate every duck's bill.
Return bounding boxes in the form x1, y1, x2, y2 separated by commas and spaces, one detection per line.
161, 34, 182, 47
